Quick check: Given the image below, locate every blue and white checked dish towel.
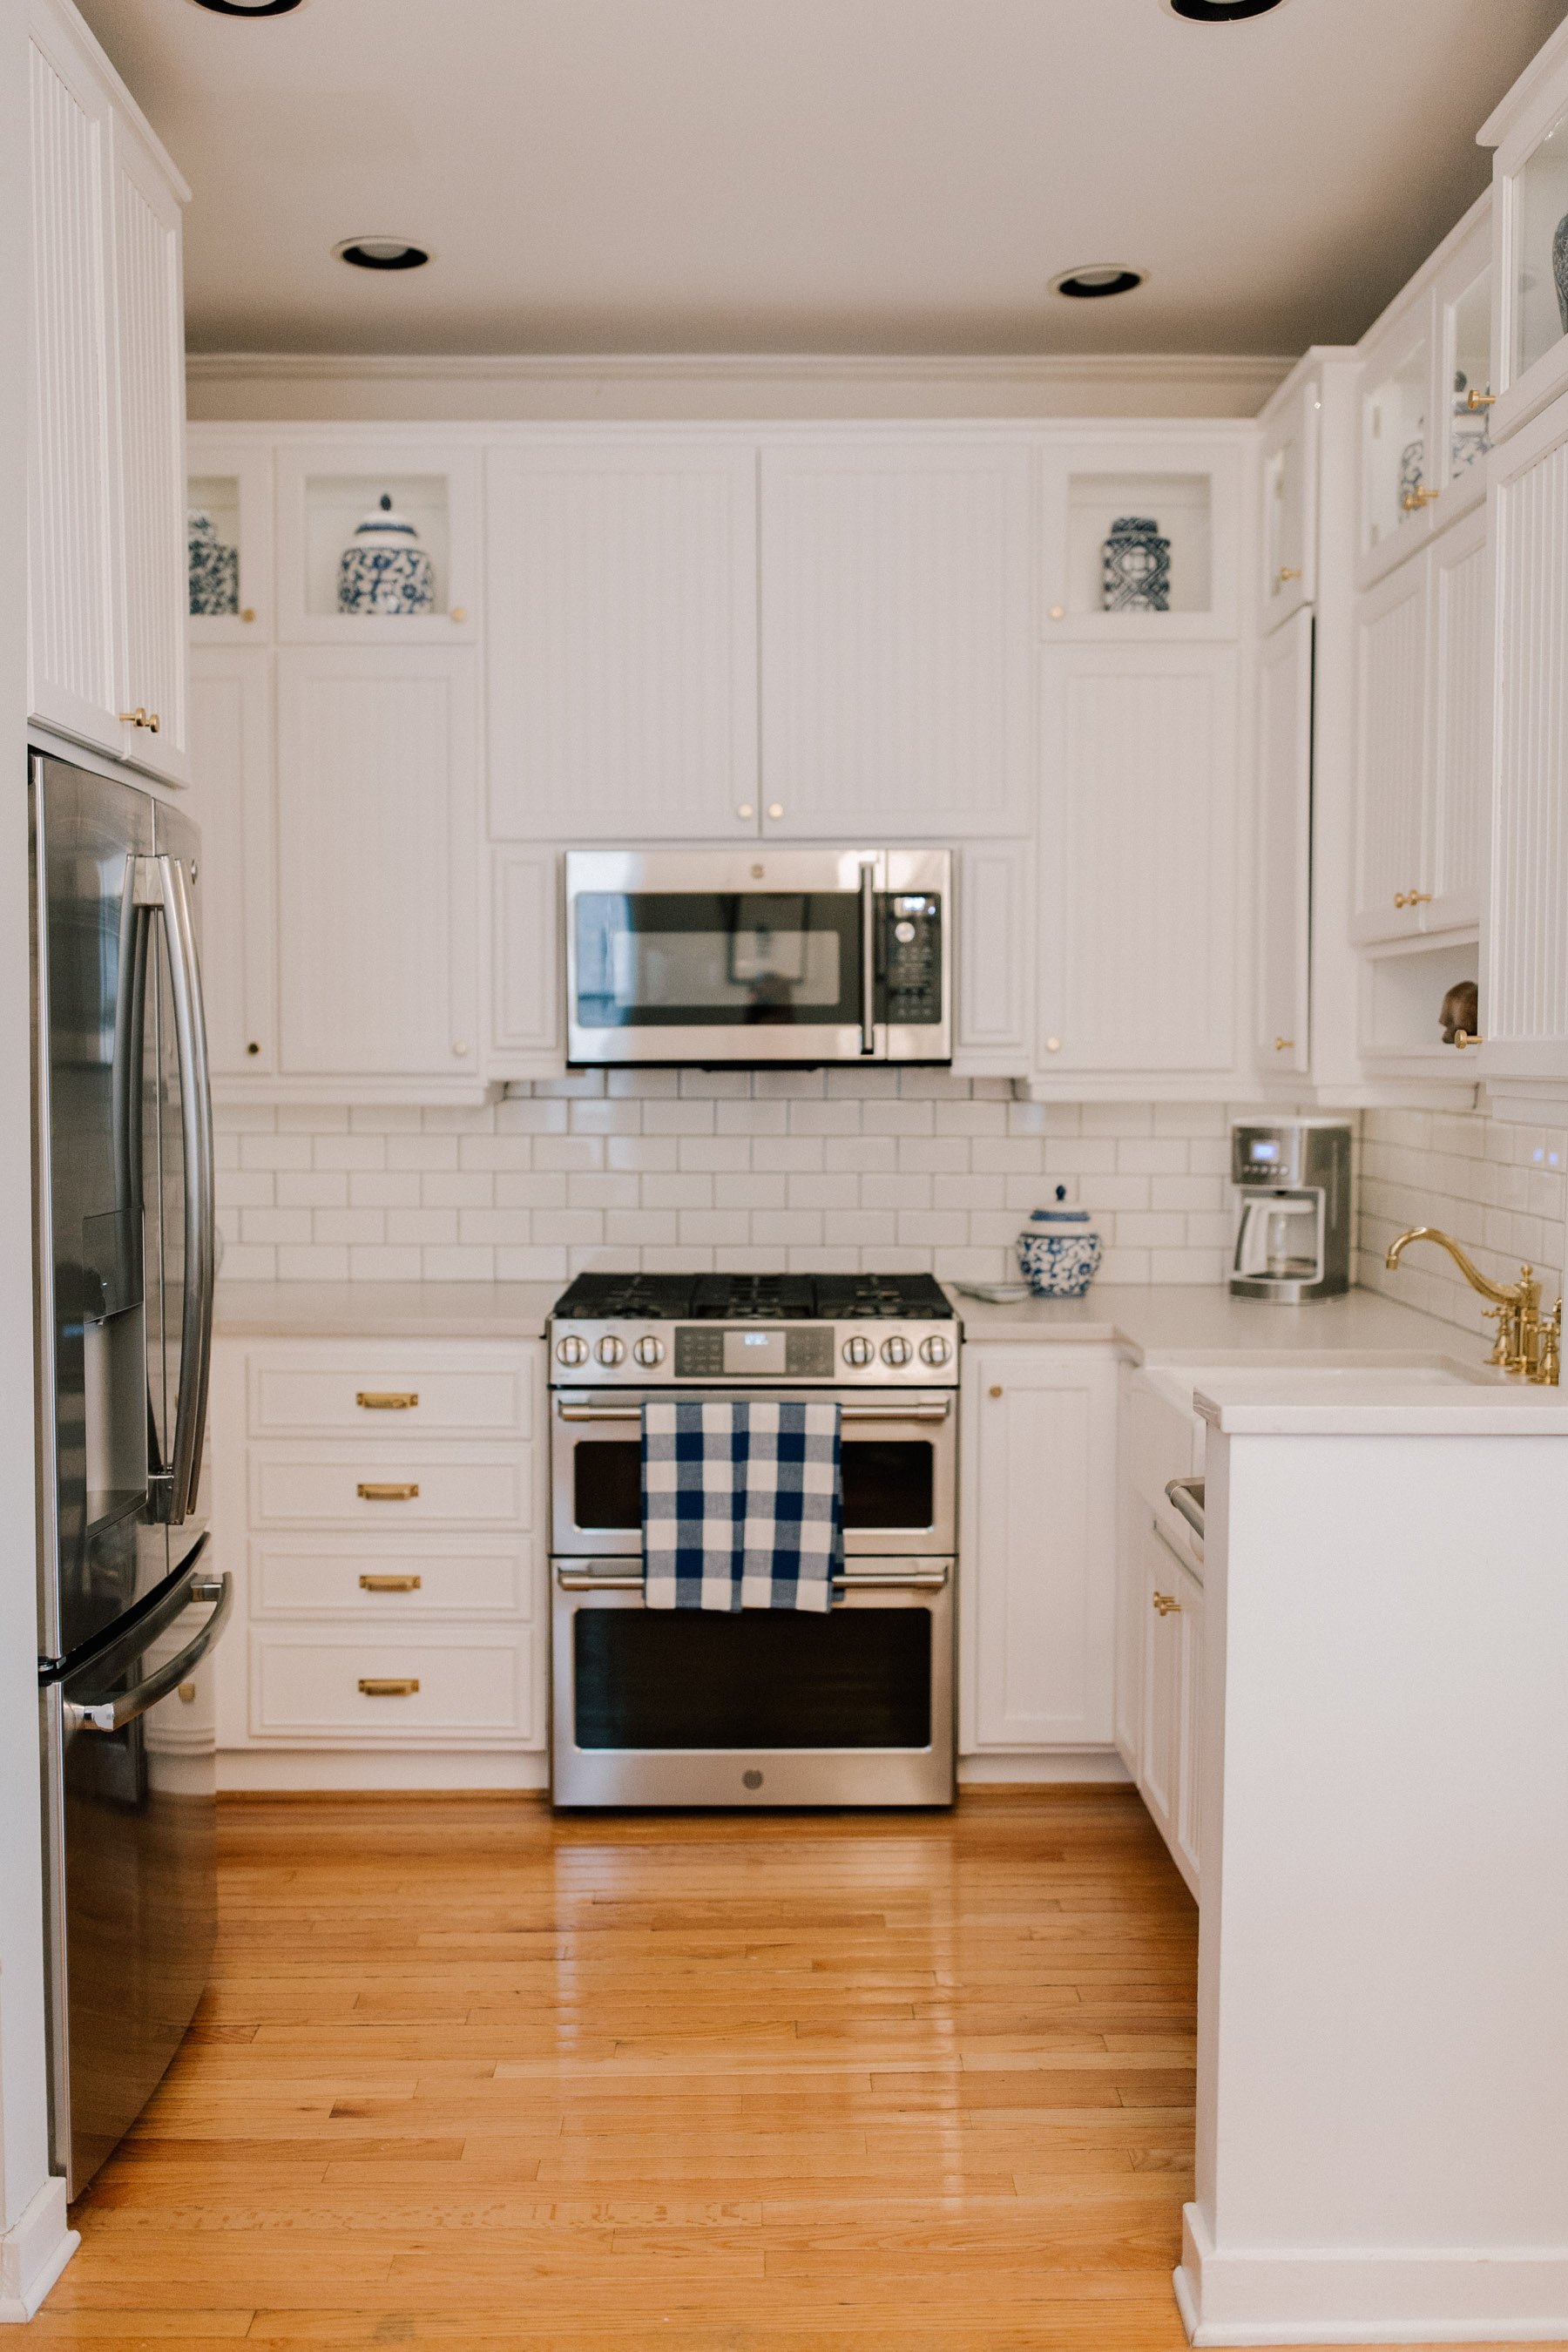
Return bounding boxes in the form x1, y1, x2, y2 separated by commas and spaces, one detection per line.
641, 1400, 843, 1612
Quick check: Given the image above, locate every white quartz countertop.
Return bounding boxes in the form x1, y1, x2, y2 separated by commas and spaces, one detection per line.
943, 1281, 1478, 1364
1193, 1366, 1568, 1436
213, 1281, 560, 1341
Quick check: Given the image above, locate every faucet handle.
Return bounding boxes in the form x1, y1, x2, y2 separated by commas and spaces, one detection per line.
1531, 1299, 1562, 1387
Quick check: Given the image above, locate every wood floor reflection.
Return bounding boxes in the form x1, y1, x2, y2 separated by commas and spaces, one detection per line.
41, 1786, 1211, 2348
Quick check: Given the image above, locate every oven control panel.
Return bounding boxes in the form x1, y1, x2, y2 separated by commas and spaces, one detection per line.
551, 1319, 959, 1386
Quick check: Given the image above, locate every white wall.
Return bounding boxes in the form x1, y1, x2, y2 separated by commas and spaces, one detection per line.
1355, 1103, 1567, 1341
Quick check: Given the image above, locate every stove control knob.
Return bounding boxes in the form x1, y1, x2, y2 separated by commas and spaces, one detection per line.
632, 1335, 666, 1368
556, 1335, 589, 1367
842, 1334, 875, 1368
596, 1335, 626, 1367
919, 1334, 951, 1367
881, 1335, 914, 1368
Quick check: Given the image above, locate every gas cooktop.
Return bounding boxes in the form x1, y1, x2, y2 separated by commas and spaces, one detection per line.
549, 1271, 958, 1386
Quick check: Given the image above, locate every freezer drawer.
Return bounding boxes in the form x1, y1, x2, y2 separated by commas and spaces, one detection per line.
247, 1628, 533, 1743
248, 1446, 529, 1531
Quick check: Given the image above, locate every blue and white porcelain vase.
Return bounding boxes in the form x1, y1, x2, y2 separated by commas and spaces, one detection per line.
1553, 210, 1568, 335
337, 493, 436, 615
1017, 1187, 1104, 1299
1450, 371, 1490, 475
1101, 515, 1170, 612
1398, 436, 1425, 511
187, 508, 238, 617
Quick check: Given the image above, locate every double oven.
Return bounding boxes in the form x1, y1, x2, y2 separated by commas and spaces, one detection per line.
548, 1273, 958, 1808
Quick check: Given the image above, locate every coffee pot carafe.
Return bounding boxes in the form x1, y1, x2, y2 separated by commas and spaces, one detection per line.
1230, 1119, 1352, 1302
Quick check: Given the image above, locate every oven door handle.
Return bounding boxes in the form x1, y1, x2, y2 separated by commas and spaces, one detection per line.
556, 1568, 645, 1590
555, 1400, 950, 1423
557, 1402, 642, 1422
555, 1565, 950, 1592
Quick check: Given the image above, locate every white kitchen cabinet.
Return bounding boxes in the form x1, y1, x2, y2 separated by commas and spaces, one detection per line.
274, 645, 480, 1090
1352, 551, 1429, 943
1139, 1517, 1203, 1902
960, 1347, 1118, 1754
1040, 432, 1241, 641
1479, 19, 1568, 445
1483, 382, 1568, 1090
489, 847, 562, 1078
1035, 643, 1238, 1087
274, 440, 481, 647
759, 438, 1032, 838
1259, 373, 1319, 632
186, 434, 274, 643
954, 842, 1032, 1074
27, 0, 189, 784
189, 645, 275, 1078
487, 440, 759, 841
1255, 609, 1314, 1078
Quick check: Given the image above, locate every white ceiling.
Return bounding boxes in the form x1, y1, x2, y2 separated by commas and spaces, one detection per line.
79, 0, 1568, 360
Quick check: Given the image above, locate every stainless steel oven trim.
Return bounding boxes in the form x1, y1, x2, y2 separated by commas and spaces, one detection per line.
550, 1569, 956, 1808
550, 1386, 957, 1558
562, 847, 952, 1066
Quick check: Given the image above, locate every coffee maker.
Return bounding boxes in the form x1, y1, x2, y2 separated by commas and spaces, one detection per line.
1230, 1118, 1352, 1301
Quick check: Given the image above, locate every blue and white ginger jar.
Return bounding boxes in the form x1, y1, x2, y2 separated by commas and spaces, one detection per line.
338, 493, 436, 615
188, 508, 238, 617
1017, 1191, 1104, 1299
1451, 371, 1490, 475
1101, 515, 1170, 612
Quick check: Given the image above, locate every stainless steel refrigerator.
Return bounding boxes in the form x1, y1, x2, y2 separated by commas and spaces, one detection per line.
30, 750, 230, 2198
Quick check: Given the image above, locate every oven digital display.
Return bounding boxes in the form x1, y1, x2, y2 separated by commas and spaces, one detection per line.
724, 1328, 787, 1375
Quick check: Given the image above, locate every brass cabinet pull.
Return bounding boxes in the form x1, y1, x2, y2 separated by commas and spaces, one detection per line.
989, 1384, 1003, 1398
357, 1391, 419, 1410
451, 606, 468, 622
240, 606, 256, 623
1274, 1037, 1295, 1051
1401, 487, 1440, 511
359, 1573, 422, 1592
1453, 1030, 1484, 1049
118, 706, 161, 733
1466, 389, 1496, 409
358, 1677, 419, 1697
357, 1482, 419, 1501
1394, 890, 1433, 909
1152, 1591, 1182, 1617
1277, 567, 1301, 584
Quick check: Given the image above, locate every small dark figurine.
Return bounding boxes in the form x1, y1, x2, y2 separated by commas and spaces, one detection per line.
1440, 978, 1479, 1044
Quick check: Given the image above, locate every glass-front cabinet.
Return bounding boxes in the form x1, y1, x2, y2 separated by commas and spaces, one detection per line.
186, 438, 272, 644
1039, 433, 1239, 640
1259, 370, 1319, 635
1480, 19, 1568, 441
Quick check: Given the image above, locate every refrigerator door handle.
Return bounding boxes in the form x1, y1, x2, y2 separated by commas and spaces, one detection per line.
63, 1571, 233, 1735
140, 855, 216, 1524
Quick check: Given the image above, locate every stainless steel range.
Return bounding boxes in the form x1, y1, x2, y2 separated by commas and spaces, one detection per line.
549, 1273, 959, 1808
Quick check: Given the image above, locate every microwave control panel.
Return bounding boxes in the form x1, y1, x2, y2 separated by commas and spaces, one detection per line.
882, 896, 943, 1025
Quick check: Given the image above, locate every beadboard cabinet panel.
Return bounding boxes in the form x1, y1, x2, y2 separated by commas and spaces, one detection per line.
760, 441, 1032, 838
1352, 554, 1429, 944
490, 848, 562, 1074
487, 442, 759, 841
955, 842, 1031, 1073
274, 647, 479, 1083
1429, 504, 1490, 929
27, 17, 118, 754
189, 647, 274, 1077
961, 1348, 1117, 1752
1037, 645, 1238, 1079
110, 115, 188, 787
1255, 609, 1314, 1077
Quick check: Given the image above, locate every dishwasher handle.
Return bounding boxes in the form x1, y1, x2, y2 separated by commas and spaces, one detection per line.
1166, 1477, 1206, 1541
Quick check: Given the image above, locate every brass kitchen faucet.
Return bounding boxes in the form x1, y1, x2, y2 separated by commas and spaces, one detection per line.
1384, 1227, 1561, 1383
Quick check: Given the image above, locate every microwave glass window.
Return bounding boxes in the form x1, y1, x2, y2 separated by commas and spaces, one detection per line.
574, 892, 861, 1028
572, 1605, 933, 1749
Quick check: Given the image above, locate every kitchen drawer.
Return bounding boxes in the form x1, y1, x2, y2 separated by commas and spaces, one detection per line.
1126, 1371, 1205, 1513
249, 1534, 532, 1620
247, 1347, 532, 1440
248, 1446, 529, 1531
247, 1627, 531, 1744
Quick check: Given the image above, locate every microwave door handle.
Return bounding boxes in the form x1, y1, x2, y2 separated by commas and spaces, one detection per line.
859, 862, 876, 1056
143, 855, 216, 1523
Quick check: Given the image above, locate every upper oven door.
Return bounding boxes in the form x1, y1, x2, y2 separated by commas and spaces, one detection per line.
551, 1389, 956, 1558
564, 848, 951, 1066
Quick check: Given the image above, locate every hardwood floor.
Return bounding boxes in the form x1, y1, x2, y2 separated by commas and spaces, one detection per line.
29, 1785, 1509, 2351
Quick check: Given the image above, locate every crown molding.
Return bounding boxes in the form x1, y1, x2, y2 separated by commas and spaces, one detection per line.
187, 349, 1294, 389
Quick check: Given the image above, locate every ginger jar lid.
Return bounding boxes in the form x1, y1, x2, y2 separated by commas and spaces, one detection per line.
1027, 1186, 1093, 1225
350, 492, 422, 548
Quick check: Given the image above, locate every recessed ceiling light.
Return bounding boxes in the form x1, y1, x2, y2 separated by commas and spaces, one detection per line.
187, 0, 303, 15
1051, 265, 1147, 301
1163, 0, 1291, 20
335, 238, 430, 272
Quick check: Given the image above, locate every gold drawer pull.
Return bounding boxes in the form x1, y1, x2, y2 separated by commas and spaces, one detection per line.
357, 1482, 418, 1501
360, 1573, 422, 1592
1152, 1590, 1182, 1617
358, 1677, 419, 1697
357, 1391, 419, 1409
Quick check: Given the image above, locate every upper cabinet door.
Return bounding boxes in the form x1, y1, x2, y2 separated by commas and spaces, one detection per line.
1427, 503, 1490, 933
486, 440, 759, 841
1260, 380, 1319, 633
1040, 433, 1241, 642
1480, 27, 1568, 444
1358, 291, 1437, 590
27, 5, 119, 754
110, 115, 188, 787
186, 434, 274, 645
1255, 609, 1314, 1078
1037, 643, 1238, 1081
1431, 209, 1494, 528
274, 646, 479, 1085
189, 645, 275, 1078
274, 442, 481, 647
759, 438, 1031, 838
1351, 551, 1429, 945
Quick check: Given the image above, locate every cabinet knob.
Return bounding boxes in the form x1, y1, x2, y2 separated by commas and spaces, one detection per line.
1044, 1037, 1061, 1053
1274, 1037, 1294, 1052
1394, 890, 1433, 909
246, 1041, 260, 1057
1278, 567, 1301, 584
1152, 1590, 1182, 1617
1049, 605, 1065, 620
452, 1042, 471, 1057
451, 606, 467, 623
989, 1384, 1003, 1398
240, 607, 256, 624
767, 803, 784, 821
1466, 389, 1496, 411
1402, 487, 1440, 511
1453, 1030, 1484, 1050
736, 803, 754, 820
178, 1681, 196, 1703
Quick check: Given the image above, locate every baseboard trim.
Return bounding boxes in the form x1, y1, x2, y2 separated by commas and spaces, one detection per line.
1178, 2204, 1568, 2345
217, 1748, 550, 1794
959, 1748, 1131, 1785
0, 2179, 78, 2324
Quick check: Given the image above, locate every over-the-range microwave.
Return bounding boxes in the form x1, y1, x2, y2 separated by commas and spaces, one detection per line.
564, 848, 952, 1067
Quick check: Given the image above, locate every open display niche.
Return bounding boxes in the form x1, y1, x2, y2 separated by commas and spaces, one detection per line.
1361, 935, 1482, 1072
188, 474, 241, 617
301, 474, 451, 619
1064, 474, 1213, 616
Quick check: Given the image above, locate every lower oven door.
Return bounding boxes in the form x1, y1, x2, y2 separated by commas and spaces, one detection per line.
551, 1560, 954, 1808
551, 1389, 956, 1558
